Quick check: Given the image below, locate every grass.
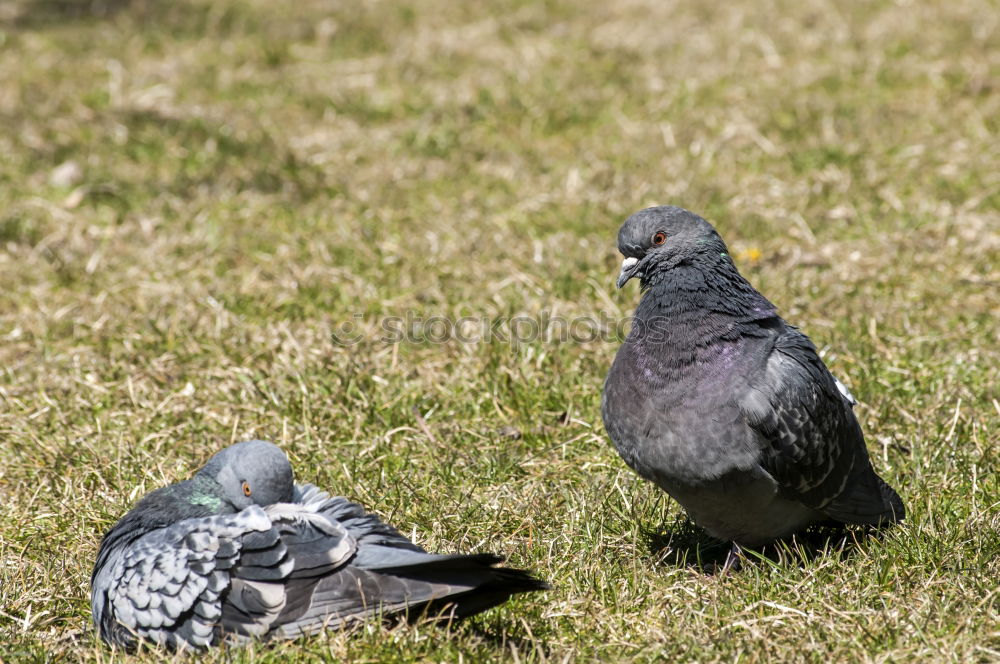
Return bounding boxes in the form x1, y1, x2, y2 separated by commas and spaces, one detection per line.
0, 0, 998, 661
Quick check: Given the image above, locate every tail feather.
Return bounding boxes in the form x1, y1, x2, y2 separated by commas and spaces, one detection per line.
877, 475, 906, 523
263, 553, 548, 640
379, 553, 550, 620
823, 470, 905, 526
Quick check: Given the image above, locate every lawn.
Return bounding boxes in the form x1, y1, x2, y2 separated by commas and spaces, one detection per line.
0, 0, 997, 661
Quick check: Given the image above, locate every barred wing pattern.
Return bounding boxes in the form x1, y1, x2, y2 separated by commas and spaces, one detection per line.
96, 499, 356, 649
95, 485, 546, 650
738, 329, 904, 525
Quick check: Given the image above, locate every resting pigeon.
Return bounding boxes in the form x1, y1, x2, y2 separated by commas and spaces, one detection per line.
91, 440, 547, 650
602, 206, 904, 568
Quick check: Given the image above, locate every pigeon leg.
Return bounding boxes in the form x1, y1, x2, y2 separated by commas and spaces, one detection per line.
720, 542, 743, 574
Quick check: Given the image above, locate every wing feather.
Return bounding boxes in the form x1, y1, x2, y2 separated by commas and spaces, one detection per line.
100, 506, 273, 649
738, 328, 903, 524
96, 485, 544, 649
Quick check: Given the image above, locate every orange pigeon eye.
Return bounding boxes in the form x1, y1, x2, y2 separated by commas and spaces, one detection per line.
651, 232, 667, 246
242, 481, 252, 496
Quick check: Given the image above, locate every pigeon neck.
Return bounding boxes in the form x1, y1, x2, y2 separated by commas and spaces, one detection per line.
634, 255, 778, 339
91, 476, 235, 588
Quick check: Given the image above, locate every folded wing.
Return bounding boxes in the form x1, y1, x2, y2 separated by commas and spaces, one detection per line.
254, 487, 549, 641
101, 486, 547, 649
738, 328, 904, 525
101, 507, 273, 649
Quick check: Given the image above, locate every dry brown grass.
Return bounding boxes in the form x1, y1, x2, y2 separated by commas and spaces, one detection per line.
0, 0, 998, 661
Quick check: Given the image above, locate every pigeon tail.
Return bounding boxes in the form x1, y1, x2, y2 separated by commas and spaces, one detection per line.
379, 552, 551, 620
257, 552, 548, 641
822, 471, 905, 527
877, 474, 906, 524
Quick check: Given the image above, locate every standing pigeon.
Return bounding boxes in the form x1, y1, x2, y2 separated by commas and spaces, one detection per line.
602, 206, 904, 568
91, 440, 548, 650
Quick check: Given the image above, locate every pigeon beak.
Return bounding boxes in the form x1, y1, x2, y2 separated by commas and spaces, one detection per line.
616, 256, 641, 289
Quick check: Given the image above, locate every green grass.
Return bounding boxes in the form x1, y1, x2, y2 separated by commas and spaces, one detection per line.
1, 0, 998, 661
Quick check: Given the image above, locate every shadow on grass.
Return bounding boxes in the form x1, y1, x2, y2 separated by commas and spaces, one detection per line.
464, 622, 550, 659
5, 0, 140, 28
643, 516, 884, 575
387, 610, 551, 659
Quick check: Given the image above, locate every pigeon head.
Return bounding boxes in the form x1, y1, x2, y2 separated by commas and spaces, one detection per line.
615, 206, 729, 289
196, 440, 294, 510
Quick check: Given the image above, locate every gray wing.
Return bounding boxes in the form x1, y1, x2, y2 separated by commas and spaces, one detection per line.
297, 484, 428, 561
102, 487, 545, 648
219, 500, 357, 642
99, 502, 358, 650
258, 487, 547, 640
100, 506, 273, 649
738, 328, 904, 525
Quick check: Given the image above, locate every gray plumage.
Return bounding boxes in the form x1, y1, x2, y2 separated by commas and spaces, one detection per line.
91, 440, 547, 650
602, 206, 904, 551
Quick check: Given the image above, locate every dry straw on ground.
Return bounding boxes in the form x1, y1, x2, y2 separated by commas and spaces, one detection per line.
0, 0, 998, 661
